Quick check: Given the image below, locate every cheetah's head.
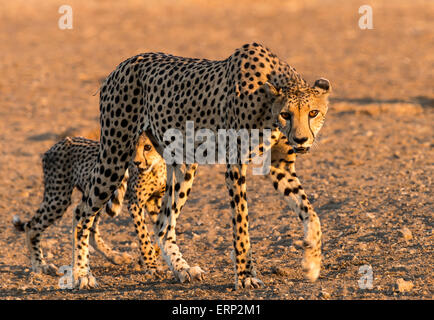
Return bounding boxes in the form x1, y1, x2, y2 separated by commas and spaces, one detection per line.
132, 134, 162, 172
265, 78, 331, 153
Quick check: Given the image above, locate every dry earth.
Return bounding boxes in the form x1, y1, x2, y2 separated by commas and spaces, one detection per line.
0, 0, 433, 300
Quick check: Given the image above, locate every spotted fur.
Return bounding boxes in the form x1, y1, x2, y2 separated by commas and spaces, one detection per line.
13, 134, 166, 276
71, 42, 331, 289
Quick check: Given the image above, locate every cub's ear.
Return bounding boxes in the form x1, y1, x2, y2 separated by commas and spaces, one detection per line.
313, 78, 331, 94
264, 82, 282, 98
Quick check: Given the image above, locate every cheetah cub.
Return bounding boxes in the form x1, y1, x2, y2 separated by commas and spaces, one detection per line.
13, 134, 166, 277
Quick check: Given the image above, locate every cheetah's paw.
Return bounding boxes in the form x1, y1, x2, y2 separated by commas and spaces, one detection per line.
32, 263, 58, 276
143, 266, 166, 279
176, 266, 205, 283
75, 274, 98, 289
237, 277, 264, 289
302, 252, 321, 282
109, 252, 133, 265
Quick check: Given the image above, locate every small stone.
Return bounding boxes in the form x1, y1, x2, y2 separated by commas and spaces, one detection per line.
133, 264, 142, 272
31, 273, 43, 280
130, 242, 138, 249
400, 227, 412, 241
289, 245, 297, 252
321, 290, 331, 299
78, 73, 91, 81
396, 278, 414, 292
19, 191, 30, 198
358, 243, 367, 250
39, 97, 48, 107
365, 212, 376, 219
192, 232, 200, 240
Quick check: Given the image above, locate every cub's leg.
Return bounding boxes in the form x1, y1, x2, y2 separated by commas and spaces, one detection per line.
128, 198, 162, 276
269, 135, 322, 282
89, 210, 133, 265
20, 197, 71, 275
113, 162, 163, 275
13, 158, 74, 275
143, 197, 162, 256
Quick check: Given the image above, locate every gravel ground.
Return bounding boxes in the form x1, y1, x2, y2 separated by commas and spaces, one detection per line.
0, 0, 432, 300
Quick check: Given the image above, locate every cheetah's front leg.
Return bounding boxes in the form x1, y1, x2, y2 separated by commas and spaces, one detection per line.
155, 164, 204, 283
72, 201, 99, 289
226, 164, 263, 289
269, 139, 322, 282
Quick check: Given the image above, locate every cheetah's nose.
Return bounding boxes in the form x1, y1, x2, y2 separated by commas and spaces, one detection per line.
293, 137, 308, 144
133, 161, 141, 167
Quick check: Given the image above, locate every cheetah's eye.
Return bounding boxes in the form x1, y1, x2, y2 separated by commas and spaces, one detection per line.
309, 110, 319, 118
280, 112, 291, 120
143, 145, 152, 151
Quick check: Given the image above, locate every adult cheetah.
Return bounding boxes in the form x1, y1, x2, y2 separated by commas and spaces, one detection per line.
71, 42, 331, 289
13, 134, 167, 276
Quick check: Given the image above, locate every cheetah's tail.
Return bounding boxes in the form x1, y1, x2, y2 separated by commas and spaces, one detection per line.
105, 169, 129, 217
12, 215, 26, 232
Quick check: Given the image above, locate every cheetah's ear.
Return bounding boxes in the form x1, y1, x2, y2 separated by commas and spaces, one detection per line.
313, 78, 331, 95
264, 82, 282, 99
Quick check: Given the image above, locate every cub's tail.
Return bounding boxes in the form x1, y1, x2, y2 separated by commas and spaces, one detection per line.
12, 215, 26, 232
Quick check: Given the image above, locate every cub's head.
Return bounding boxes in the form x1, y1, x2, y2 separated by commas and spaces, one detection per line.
265, 78, 331, 153
133, 134, 162, 172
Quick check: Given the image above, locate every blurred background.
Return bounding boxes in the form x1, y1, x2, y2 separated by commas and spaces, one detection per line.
1, 0, 432, 116
0, 0, 432, 299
